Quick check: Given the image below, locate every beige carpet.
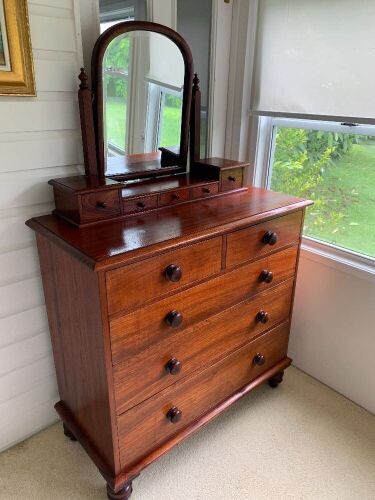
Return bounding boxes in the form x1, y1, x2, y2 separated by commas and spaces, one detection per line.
0, 367, 374, 500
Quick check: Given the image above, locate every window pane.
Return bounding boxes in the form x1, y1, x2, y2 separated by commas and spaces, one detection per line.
270, 127, 375, 258
159, 92, 182, 148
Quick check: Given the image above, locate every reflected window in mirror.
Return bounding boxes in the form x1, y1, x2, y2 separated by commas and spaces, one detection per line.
102, 30, 185, 176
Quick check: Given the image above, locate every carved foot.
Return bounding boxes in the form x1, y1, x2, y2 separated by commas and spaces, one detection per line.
106, 482, 133, 500
63, 422, 77, 441
268, 371, 284, 388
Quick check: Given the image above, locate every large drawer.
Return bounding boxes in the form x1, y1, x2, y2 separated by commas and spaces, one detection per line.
110, 246, 298, 363
117, 322, 290, 469
113, 279, 294, 413
106, 237, 222, 314
226, 211, 302, 268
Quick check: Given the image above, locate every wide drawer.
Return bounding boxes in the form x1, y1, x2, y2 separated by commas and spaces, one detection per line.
113, 279, 294, 413
117, 322, 290, 468
226, 211, 302, 268
106, 237, 222, 314
110, 246, 298, 363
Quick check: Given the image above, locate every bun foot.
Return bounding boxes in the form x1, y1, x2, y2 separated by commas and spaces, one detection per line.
268, 371, 284, 388
107, 482, 133, 500
63, 422, 77, 441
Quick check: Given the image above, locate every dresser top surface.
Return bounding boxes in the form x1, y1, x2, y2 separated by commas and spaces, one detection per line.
27, 187, 311, 271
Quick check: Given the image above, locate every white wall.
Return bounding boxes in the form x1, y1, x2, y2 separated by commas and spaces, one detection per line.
0, 0, 83, 452
289, 252, 375, 414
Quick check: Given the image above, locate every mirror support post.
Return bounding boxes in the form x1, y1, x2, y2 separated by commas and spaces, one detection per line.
190, 73, 201, 166
78, 68, 99, 177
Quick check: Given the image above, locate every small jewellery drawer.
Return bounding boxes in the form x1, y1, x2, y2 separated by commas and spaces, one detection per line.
106, 237, 222, 314
220, 167, 244, 191
80, 189, 121, 222
117, 322, 289, 468
110, 246, 298, 363
113, 279, 294, 413
226, 212, 302, 268
159, 188, 190, 206
122, 194, 158, 215
190, 182, 219, 199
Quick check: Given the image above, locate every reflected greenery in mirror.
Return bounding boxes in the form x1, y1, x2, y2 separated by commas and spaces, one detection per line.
102, 30, 185, 176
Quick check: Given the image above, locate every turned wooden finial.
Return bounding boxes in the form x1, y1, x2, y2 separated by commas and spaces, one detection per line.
78, 68, 89, 90
193, 73, 200, 92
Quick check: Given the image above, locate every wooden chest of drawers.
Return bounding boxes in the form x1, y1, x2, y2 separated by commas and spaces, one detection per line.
27, 187, 311, 498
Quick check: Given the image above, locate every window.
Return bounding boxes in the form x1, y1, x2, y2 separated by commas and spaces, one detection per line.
263, 118, 375, 260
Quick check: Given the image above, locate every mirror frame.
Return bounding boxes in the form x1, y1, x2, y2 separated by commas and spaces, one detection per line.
91, 21, 194, 180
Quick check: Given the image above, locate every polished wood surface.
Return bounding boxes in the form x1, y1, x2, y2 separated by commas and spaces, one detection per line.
36, 235, 119, 473
113, 281, 294, 413
226, 211, 303, 268
106, 237, 222, 314
159, 187, 190, 206
220, 167, 244, 192
191, 182, 219, 199
81, 190, 121, 222
27, 187, 311, 270
122, 195, 158, 215
109, 246, 298, 360
118, 323, 290, 468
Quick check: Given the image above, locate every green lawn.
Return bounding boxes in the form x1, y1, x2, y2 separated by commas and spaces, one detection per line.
105, 98, 181, 150
303, 142, 375, 257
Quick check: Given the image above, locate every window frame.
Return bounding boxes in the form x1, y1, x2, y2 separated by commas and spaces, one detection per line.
254, 115, 375, 274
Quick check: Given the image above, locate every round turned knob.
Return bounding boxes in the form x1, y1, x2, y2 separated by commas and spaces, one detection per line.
165, 310, 183, 328
165, 357, 182, 375
166, 406, 182, 424
256, 310, 269, 324
262, 231, 278, 245
137, 201, 146, 209
96, 201, 107, 209
259, 270, 274, 284
202, 187, 211, 193
253, 353, 266, 366
172, 193, 180, 201
228, 176, 236, 182
165, 264, 182, 282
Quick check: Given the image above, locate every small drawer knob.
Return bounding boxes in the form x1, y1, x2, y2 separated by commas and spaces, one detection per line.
165, 310, 183, 328
259, 270, 273, 283
256, 310, 269, 324
165, 264, 182, 282
96, 201, 107, 209
137, 201, 146, 209
167, 406, 182, 424
172, 193, 180, 201
165, 357, 182, 375
262, 231, 278, 245
253, 353, 266, 366
202, 187, 211, 193
228, 176, 236, 182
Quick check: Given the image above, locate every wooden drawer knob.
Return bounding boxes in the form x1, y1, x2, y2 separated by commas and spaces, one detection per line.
165, 264, 182, 282
202, 187, 211, 193
167, 406, 182, 423
96, 201, 107, 209
165, 310, 183, 328
262, 231, 278, 245
256, 310, 269, 324
137, 201, 146, 209
172, 193, 180, 201
228, 176, 236, 182
253, 353, 266, 366
165, 357, 182, 375
259, 270, 273, 283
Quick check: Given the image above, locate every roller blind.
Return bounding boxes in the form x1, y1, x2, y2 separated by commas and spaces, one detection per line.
252, 0, 375, 121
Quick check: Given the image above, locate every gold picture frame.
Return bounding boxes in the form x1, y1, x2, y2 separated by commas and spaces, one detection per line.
0, 0, 35, 95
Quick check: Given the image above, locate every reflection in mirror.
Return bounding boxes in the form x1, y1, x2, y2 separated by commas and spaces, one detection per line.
103, 30, 184, 176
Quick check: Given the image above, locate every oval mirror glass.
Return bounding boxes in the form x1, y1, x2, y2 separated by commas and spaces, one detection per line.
102, 30, 185, 177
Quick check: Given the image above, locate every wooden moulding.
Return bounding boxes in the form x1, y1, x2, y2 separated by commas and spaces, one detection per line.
56, 357, 291, 492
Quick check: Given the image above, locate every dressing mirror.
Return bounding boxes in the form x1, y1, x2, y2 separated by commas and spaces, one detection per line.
91, 21, 193, 180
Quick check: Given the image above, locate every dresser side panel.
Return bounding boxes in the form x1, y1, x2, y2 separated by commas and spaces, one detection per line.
35, 234, 119, 473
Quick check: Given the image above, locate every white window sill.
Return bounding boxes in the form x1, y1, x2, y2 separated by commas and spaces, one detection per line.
301, 237, 375, 284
